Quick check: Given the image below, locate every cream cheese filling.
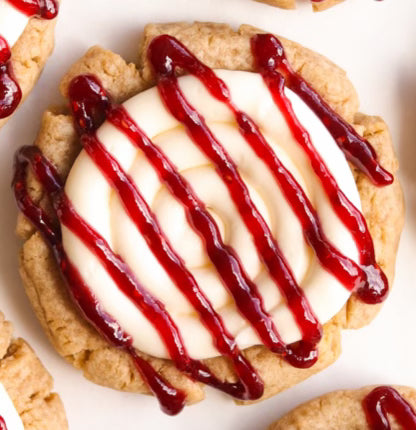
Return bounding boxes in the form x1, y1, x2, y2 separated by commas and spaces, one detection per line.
63, 70, 362, 360
0, 1, 29, 48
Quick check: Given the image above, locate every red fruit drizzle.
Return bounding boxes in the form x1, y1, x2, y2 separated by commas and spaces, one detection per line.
0, 417, 7, 430
250, 34, 389, 304
7, 0, 58, 19
71, 77, 284, 360
76, 132, 265, 399
251, 34, 392, 187
13, 33, 392, 414
106, 105, 317, 358
148, 34, 388, 308
0, 0, 58, 119
13, 146, 186, 415
148, 36, 323, 363
363, 386, 416, 430
0, 36, 21, 119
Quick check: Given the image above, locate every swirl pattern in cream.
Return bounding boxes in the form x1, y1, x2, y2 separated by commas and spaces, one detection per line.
63, 70, 362, 360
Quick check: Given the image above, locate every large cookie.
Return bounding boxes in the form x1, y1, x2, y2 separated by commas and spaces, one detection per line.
15, 22, 404, 407
0, 312, 67, 429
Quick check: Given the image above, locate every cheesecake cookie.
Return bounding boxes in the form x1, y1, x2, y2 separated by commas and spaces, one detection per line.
0, 0, 59, 129
0, 312, 67, 429
269, 385, 416, 429
14, 22, 404, 414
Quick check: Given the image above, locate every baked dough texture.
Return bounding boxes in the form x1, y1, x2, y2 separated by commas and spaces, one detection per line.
255, 0, 345, 12
0, 312, 68, 429
16, 22, 405, 406
268, 385, 416, 429
0, 14, 57, 129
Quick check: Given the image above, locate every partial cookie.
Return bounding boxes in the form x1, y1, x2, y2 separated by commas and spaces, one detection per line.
255, 0, 345, 12
0, 312, 68, 430
0, 0, 59, 129
269, 385, 416, 429
15, 22, 404, 411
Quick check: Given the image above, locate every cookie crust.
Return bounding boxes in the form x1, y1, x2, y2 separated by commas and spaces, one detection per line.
268, 385, 416, 429
0, 312, 68, 430
0, 14, 57, 130
16, 22, 405, 405
254, 0, 345, 11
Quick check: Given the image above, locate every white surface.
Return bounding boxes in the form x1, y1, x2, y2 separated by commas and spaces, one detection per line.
0, 0, 415, 428
64, 69, 361, 359
0, 383, 24, 430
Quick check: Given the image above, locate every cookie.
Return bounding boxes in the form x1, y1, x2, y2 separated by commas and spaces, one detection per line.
0, 0, 59, 129
255, 0, 345, 12
268, 385, 416, 429
14, 22, 404, 414
0, 312, 67, 430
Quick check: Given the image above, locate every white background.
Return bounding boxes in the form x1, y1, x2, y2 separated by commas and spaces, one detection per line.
1, 0, 416, 428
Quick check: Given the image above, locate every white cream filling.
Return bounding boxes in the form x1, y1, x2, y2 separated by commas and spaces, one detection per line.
0, 383, 24, 430
0, 1, 29, 48
63, 70, 362, 360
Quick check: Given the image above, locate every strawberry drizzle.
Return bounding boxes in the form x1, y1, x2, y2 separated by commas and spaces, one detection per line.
0, 36, 21, 119
148, 34, 388, 311
363, 386, 416, 430
149, 35, 323, 363
107, 104, 317, 360
13, 146, 186, 415
250, 34, 388, 304
251, 34, 392, 187
0, 417, 7, 430
7, 0, 58, 19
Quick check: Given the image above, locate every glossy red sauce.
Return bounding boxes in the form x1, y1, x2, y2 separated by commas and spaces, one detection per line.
13, 33, 392, 414
149, 34, 389, 305
252, 35, 392, 187
0, 0, 58, 119
0, 36, 21, 119
363, 386, 416, 429
13, 146, 187, 415
0, 416, 7, 430
7, 0, 58, 19
107, 102, 318, 363
250, 34, 389, 304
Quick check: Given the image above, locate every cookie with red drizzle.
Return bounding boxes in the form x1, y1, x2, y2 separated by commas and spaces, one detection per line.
0, 0, 58, 121
14, 23, 404, 414
269, 385, 416, 429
